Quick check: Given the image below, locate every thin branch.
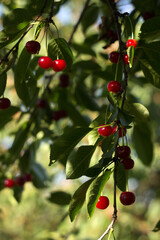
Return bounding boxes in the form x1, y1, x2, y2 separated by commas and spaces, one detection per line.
68, 0, 91, 45
49, 0, 55, 22
107, 0, 128, 110
0, 0, 49, 65
98, 219, 115, 240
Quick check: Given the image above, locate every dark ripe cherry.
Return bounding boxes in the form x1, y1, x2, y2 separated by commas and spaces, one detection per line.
25, 40, 41, 54
123, 54, 129, 65
116, 146, 131, 158
98, 124, 113, 137
107, 30, 118, 41
15, 175, 26, 186
121, 157, 134, 170
37, 99, 47, 108
107, 81, 121, 93
126, 39, 137, 49
109, 51, 120, 63
96, 196, 109, 209
38, 56, 53, 69
59, 74, 70, 88
112, 126, 127, 137
120, 191, 135, 205
24, 173, 32, 182
0, 97, 11, 110
4, 179, 15, 188
142, 11, 155, 20
52, 59, 66, 72
52, 110, 68, 121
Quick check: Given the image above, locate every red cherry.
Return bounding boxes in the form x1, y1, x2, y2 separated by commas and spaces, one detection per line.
109, 51, 120, 63
37, 99, 47, 108
123, 54, 129, 65
15, 175, 26, 186
24, 173, 32, 182
59, 74, 70, 88
52, 110, 68, 121
120, 191, 135, 205
126, 39, 137, 49
25, 40, 40, 54
121, 157, 134, 170
0, 98, 11, 110
98, 124, 113, 137
52, 59, 66, 72
38, 56, 53, 69
4, 179, 15, 188
112, 126, 127, 137
116, 146, 131, 158
96, 196, 109, 209
107, 81, 121, 93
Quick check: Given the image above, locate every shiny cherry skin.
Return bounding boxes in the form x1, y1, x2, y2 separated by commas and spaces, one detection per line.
107, 81, 121, 93
98, 124, 113, 137
52, 59, 66, 72
25, 40, 40, 54
123, 54, 129, 65
126, 39, 137, 49
116, 146, 131, 158
38, 56, 53, 69
109, 51, 120, 63
0, 98, 11, 110
121, 157, 134, 170
4, 179, 15, 188
59, 74, 70, 88
120, 191, 135, 205
112, 126, 127, 137
96, 196, 109, 209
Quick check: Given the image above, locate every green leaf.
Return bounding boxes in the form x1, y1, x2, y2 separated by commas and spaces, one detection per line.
47, 191, 71, 206
81, 3, 99, 33
3, 8, 31, 33
48, 38, 73, 72
13, 186, 23, 203
0, 73, 7, 96
66, 145, 96, 179
118, 109, 134, 126
116, 162, 126, 192
86, 170, 112, 217
75, 82, 100, 111
0, 106, 19, 129
49, 127, 92, 166
132, 122, 153, 166
72, 43, 96, 57
34, 22, 45, 40
152, 220, 160, 232
139, 17, 160, 42
14, 47, 31, 105
31, 162, 48, 188
69, 178, 94, 222
124, 102, 150, 123
84, 164, 102, 177
139, 58, 160, 88
72, 60, 101, 71
9, 123, 30, 161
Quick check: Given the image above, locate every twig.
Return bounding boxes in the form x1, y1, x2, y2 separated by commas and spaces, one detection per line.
98, 219, 116, 240
107, 0, 128, 110
0, 0, 49, 65
49, 0, 55, 22
68, 0, 91, 45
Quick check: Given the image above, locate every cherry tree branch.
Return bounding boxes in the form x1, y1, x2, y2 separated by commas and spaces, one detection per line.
68, 0, 91, 45
107, 0, 128, 110
0, 0, 49, 64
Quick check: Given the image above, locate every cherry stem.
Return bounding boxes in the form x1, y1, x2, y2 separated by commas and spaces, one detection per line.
68, 0, 91, 45
0, 0, 49, 65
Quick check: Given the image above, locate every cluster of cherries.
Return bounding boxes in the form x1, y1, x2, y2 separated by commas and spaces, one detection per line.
25, 40, 66, 72
4, 173, 32, 188
96, 125, 135, 209
108, 38, 137, 65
